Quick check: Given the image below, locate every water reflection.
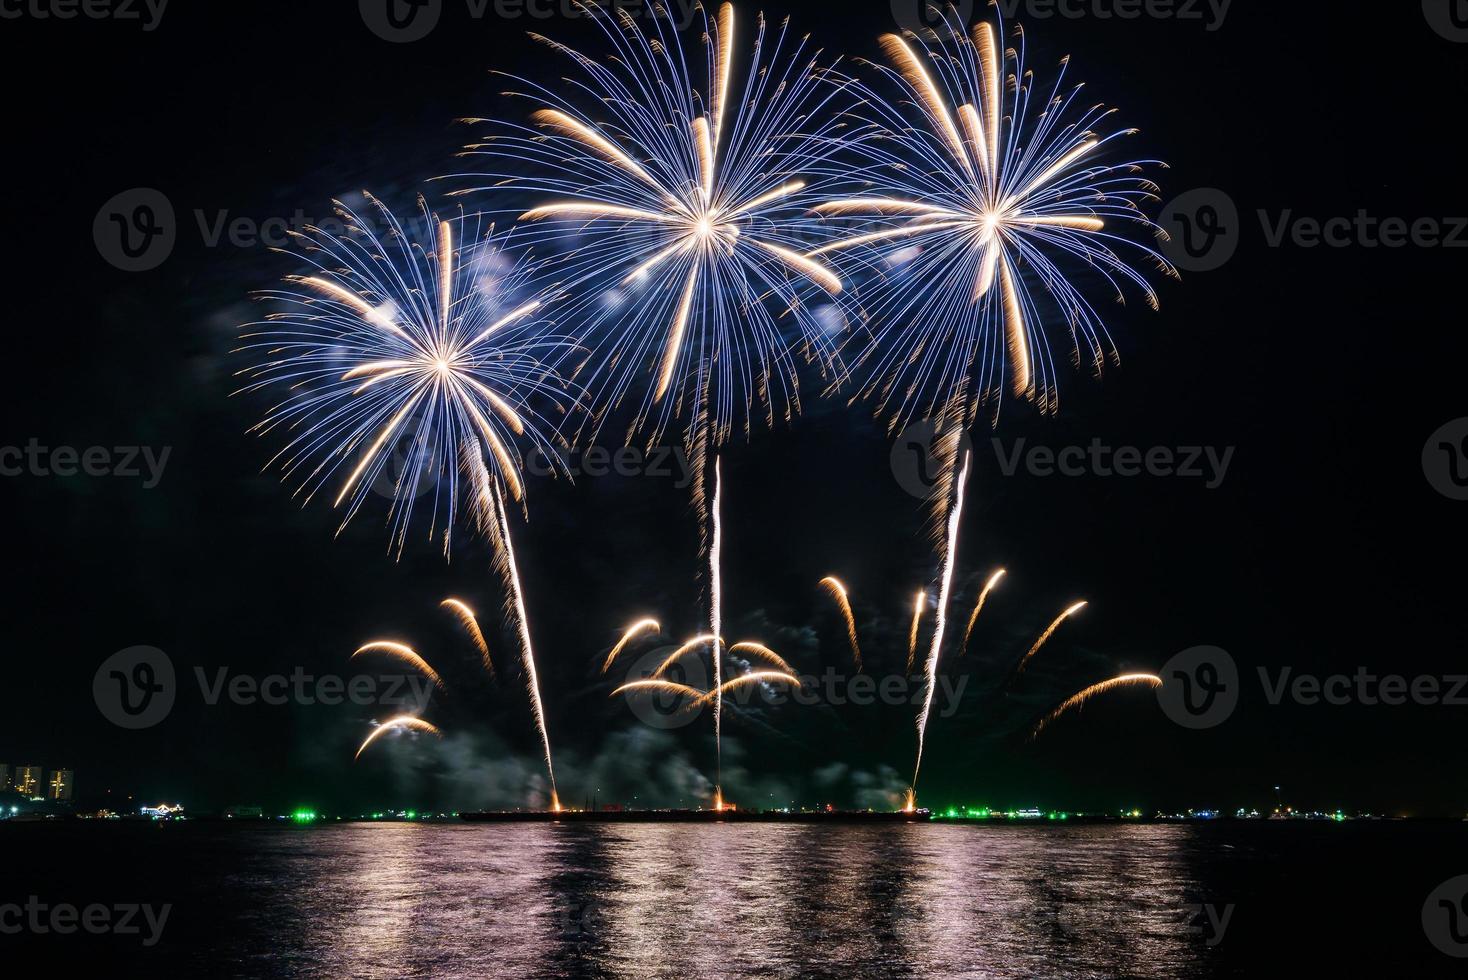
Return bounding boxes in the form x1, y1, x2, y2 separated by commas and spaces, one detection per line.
233, 823, 1216, 978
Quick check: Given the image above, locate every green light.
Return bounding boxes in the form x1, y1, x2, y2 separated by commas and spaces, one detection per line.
291, 809, 318, 824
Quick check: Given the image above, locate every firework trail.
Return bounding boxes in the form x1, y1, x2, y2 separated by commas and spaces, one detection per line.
910, 449, 971, 806
441, 598, 494, 678
1012, 600, 1088, 680
959, 568, 1007, 657
819, 576, 862, 672
907, 588, 927, 674
814, 9, 1174, 423
352, 641, 445, 690
354, 715, 443, 761
710, 456, 724, 808
601, 618, 661, 675
236, 197, 573, 558
1030, 673, 1162, 739
489, 485, 560, 811
458, 1, 856, 449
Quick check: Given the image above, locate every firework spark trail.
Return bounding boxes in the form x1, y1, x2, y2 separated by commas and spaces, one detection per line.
612, 671, 800, 712
710, 455, 724, 810
352, 641, 445, 690
819, 576, 862, 672
695, 671, 802, 706
236, 198, 574, 559
813, 10, 1174, 424
1012, 600, 1088, 680
601, 618, 661, 675
651, 635, 721, 679
1030, 673, 1162, 739
491, 486, 560, 811
910, 448, 972, 806
959, 568, 1007, 657
611, 678, 707, 703
441, 598, 494, 678
354, 715, 442, 761
727, 642, 795, 676
907, 588, 926, 674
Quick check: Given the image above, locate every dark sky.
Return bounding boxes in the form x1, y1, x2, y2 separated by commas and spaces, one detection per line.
3, 0, 1466, 817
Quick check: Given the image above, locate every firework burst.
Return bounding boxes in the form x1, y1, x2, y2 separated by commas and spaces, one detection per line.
236, 195, 574, 559
456, 1, 858, 449
814, 7, 1175, 426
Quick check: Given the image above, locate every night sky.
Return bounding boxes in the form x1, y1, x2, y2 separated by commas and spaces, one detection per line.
4, 0, 1466, 817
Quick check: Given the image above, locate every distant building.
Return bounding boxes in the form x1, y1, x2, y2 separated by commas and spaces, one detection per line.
14, 766, 43, 799
0, 765, 9, 791
140, 802, 184, 819
225, 805, 263, 819
47, 769, 74, 802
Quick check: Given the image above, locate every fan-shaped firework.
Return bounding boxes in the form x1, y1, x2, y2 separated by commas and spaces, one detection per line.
814, 7, 1175, 426
456, 1, 856, 449
351, 587, 563, 809
609, 629, 802, 809
236, 195, 574, 558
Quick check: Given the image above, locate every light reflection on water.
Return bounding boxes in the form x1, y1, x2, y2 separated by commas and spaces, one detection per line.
218, 824, 1214, 978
